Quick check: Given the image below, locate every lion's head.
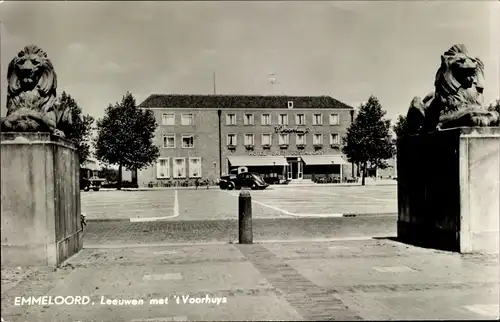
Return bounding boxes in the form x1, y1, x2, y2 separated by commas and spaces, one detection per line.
7, 45, 57, 108
434, 44, 484, 107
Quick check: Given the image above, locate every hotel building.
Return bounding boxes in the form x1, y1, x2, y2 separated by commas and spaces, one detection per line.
137, 94, 355, 187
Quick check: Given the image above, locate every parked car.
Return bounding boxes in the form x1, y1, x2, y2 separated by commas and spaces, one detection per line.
263, 173, 290, 185
80, 177, 91, 191
219, 172, 269, 190
81, 177, 105, 191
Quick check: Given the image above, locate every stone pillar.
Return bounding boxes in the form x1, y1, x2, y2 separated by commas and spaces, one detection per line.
397, 127, 499, 253
1, 133, 83, 266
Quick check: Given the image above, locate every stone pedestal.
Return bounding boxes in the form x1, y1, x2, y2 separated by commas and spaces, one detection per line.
1, 133, 83, 266
397, 127, 499, 253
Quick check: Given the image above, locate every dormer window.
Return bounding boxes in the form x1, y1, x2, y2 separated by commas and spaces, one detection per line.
287, 101, 294, 109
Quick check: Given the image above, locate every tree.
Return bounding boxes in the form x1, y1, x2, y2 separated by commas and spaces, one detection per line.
59, 91, 95, 164
393, 114, 409, 138
488, 99, 500, 114
94, 92, 159, 190
342, 96, 395, 185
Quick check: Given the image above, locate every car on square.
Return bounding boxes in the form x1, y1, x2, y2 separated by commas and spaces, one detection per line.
219, 172, 269, 190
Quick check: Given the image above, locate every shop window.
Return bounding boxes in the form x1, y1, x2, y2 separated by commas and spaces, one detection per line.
188, 158, 202, 178
156, 158, 170, 179
173, 158, 186, 178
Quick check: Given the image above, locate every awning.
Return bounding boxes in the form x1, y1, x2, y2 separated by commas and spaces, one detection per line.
300, 155, 348, 165
227, 156, 288, 166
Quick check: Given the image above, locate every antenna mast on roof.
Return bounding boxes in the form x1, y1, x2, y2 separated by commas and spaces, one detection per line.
213, 71, 217, 95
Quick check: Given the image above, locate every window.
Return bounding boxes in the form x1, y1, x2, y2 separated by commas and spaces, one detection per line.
329, 114, 340, 125
261, 114, 271, 126
330, 133, 340, 145
261, 134, 271, 146
296, 114, 305, 125
182, 135, 194, 148
162, 113, 175, 126
296, 134, 306, 145
173, 158, 186, 178
227, 134, 237, 146
313, 114, 323, 125
244, 113, 254, 125
162, 134, 175, 148
226, 114, 236, 125
181, 114, 193, 125
313, 134, 323, 145
287, 101, 294, 109
279, 114, 288, 125
244, 134, 254, 145
188, 157, 202, 178
279, 133, 289, 145
156, 158, 170, 179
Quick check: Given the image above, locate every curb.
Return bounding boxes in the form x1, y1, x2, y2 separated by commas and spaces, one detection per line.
84, 213, 397, 223
82, 235, 397, 249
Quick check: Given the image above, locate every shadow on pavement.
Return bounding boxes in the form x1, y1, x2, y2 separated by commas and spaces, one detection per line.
372, 236, 460, 253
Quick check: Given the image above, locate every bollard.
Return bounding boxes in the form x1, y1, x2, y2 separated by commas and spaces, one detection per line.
238, 191, 253, 244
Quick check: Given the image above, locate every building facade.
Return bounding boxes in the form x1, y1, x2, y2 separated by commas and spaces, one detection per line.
137, 94, 355, 187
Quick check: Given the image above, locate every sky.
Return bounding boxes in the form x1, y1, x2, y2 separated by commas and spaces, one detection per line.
1, 0, 499, 125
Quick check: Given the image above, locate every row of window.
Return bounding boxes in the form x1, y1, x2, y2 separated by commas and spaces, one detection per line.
161, 133, 341, 148
227, 133, 341, 146
227, 113, 340, 126
163, 134, 194, 148
161, 113, 341, 126
162, 113, 194, 126
156, 157, 201, 179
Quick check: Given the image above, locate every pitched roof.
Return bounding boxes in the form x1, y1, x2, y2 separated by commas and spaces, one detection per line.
138, 94, 353, 110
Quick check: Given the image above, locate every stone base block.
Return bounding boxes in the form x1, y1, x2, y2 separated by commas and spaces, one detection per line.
397, 127, 500, 254
1, 132, 83, 266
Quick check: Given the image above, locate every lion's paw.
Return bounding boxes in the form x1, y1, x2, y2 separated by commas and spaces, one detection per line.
470, 115, 490, 127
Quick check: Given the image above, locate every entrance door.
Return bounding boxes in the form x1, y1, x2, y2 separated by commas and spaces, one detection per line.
297, 161, 303, 179
288, 161, 299, 179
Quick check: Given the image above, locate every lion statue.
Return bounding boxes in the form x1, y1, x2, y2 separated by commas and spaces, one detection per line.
1, 45, 71, 137
406, 44, 499, 135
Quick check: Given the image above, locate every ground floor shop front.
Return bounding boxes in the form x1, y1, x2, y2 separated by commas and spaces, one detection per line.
227, 154, 354, 181
137, 153, 356, 187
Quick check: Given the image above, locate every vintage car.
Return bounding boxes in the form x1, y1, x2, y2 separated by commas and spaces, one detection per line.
219, 172, 269, 190
81, 176, 105, 191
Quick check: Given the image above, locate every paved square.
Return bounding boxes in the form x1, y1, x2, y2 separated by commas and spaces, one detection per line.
2, 239, 497, 321
82, 185, 397, 221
